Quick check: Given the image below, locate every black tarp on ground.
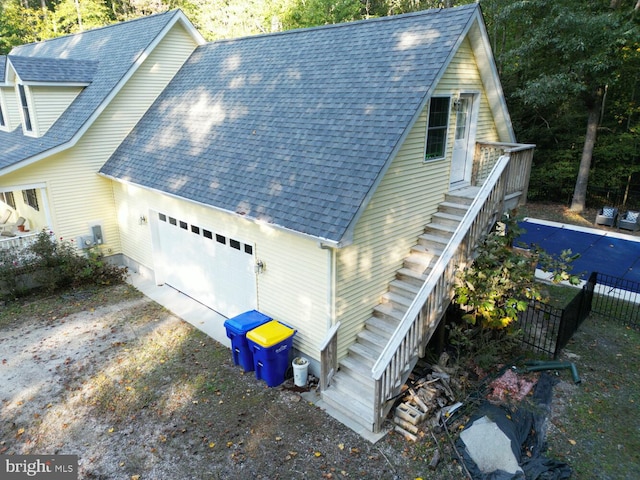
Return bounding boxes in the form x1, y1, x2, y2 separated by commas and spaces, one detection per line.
457, 373, 573, 480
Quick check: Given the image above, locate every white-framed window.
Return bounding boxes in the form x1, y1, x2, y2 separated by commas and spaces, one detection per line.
22, 188, 39, 211
18, 84, 33, 133
424, 96, 451, 161
0, 192, 16, 209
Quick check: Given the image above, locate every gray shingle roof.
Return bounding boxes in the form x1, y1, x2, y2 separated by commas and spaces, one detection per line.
8, 56, 98, 83
0, 10, 183, 170
103, 4, 479, 244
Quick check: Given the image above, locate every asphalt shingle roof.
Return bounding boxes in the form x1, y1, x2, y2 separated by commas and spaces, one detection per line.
102, 4, 479, 244
8, 56, 98, 83
0, 10, 182, 169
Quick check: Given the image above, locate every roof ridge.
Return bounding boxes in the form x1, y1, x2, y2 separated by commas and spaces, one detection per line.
11, 9, 179, 51
208, 3, 478, 46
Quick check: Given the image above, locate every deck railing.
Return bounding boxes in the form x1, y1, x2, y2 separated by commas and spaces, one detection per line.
0, 232, 39, 251
319, 321, 340, 391
370, 143, 534, 432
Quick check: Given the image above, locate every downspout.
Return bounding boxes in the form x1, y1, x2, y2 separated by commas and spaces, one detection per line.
319, 242, 337, 331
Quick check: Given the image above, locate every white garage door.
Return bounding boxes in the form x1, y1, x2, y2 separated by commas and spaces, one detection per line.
152, 211, 257, 318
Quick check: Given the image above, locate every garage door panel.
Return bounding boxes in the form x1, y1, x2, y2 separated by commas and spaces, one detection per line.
153, 212, 256, 318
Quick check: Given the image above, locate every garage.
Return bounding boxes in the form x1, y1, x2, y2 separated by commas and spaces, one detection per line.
151, 211, 257, 318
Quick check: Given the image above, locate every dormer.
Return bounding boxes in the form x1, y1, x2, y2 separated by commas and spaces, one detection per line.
0, 56, 16, 133
4, 55, 98, 137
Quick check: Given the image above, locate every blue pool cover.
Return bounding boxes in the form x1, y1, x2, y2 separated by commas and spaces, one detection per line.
516, 220, 640, 283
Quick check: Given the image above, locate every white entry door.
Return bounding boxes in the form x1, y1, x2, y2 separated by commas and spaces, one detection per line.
450, 94, 474, 185
152, 211, 257, 318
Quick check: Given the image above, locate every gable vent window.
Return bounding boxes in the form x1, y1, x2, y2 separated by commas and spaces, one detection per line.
18, 85, 33, 132
425, 97, 451, 161
22, 188, 39, 211
1, 192, 16, 209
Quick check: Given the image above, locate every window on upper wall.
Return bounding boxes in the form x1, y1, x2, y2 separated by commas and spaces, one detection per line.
22, 189, 39, 211
425, 96, 451, 161
0, 102, 5, 128
1, 192, 16, 209
18, 84, 33, 133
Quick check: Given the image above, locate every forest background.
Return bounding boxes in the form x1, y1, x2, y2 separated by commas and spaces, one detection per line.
1, 0, 639, 210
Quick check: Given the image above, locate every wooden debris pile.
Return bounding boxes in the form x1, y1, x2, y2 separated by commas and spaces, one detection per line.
392, 354, 466, 442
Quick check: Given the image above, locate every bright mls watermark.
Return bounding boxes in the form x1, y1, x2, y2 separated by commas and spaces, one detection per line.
1, 455, 77, 479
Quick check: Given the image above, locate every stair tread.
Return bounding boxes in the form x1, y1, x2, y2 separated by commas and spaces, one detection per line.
382, 290, 413, 308
372, 304, 405, 323
418, 232, 452, 245
432, 211, 464, 221
322, 383, 375, 427
397, 267, 428, 281
389, 278, 421, 296
349, 341, 383, 362
331, 373, 375, 399
405, 252, 436, 266
439, 200, 470, 209
356, 328, 388, 349
341, 355, 375, 377
411, 244, 444, 256
424, 222, 458, 234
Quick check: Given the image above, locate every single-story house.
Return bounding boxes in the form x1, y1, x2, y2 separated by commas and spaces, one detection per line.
0, 4, 534, 433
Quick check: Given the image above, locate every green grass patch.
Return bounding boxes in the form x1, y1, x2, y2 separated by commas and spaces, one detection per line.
547, 315, 640, 478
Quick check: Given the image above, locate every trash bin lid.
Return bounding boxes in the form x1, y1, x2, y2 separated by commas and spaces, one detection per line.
223, 310, 271, 334
246, 320, 295, 347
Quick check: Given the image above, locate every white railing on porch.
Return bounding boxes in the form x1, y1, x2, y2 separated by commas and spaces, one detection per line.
369, 144, 535, 432
0, 232, 39, 251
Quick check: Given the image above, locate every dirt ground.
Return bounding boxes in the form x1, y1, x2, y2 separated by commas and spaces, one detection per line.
0, 286, 467, 479
2, 202, 634, 479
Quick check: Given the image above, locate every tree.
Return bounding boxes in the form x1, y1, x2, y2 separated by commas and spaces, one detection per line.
484, 0, 639, 212
454, 212, 579, 330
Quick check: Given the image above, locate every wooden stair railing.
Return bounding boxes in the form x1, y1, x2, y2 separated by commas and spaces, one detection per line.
370, 154, 514, 432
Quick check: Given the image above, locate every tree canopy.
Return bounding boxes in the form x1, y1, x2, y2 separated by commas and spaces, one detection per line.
1, 0, 638, 210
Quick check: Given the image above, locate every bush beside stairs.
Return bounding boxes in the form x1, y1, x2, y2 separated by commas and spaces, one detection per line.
321, 190, 476, 432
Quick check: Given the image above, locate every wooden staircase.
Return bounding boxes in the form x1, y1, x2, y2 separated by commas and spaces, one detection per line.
321, 188, 478, 431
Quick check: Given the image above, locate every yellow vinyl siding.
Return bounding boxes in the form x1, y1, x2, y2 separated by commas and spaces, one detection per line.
435, 37, 499, 143
1, 86, 21, 132
113, 183, 330, 362
0, 22, 198, 250
335, 108, 449, 357
333, 36, 501, 358
30, 86, 83, 135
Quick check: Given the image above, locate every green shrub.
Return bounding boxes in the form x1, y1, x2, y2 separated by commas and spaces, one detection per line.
0, 230, 127, 300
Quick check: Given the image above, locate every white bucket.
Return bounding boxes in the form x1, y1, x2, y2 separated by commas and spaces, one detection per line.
292, 357, 309, 387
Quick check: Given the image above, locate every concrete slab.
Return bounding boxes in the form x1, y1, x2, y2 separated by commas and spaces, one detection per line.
127, 272, 230, 348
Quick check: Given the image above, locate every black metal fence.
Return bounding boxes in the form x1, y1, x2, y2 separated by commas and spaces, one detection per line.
518, 272, 640, 357
517, 275, 595, 358
589, 272, 640, 329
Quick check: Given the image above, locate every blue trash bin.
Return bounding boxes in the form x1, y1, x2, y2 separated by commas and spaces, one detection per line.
246, 320, 296, 387
223, 310, 271, 372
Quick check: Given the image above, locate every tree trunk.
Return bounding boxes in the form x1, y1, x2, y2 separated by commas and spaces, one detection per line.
570, 88, 604, 213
